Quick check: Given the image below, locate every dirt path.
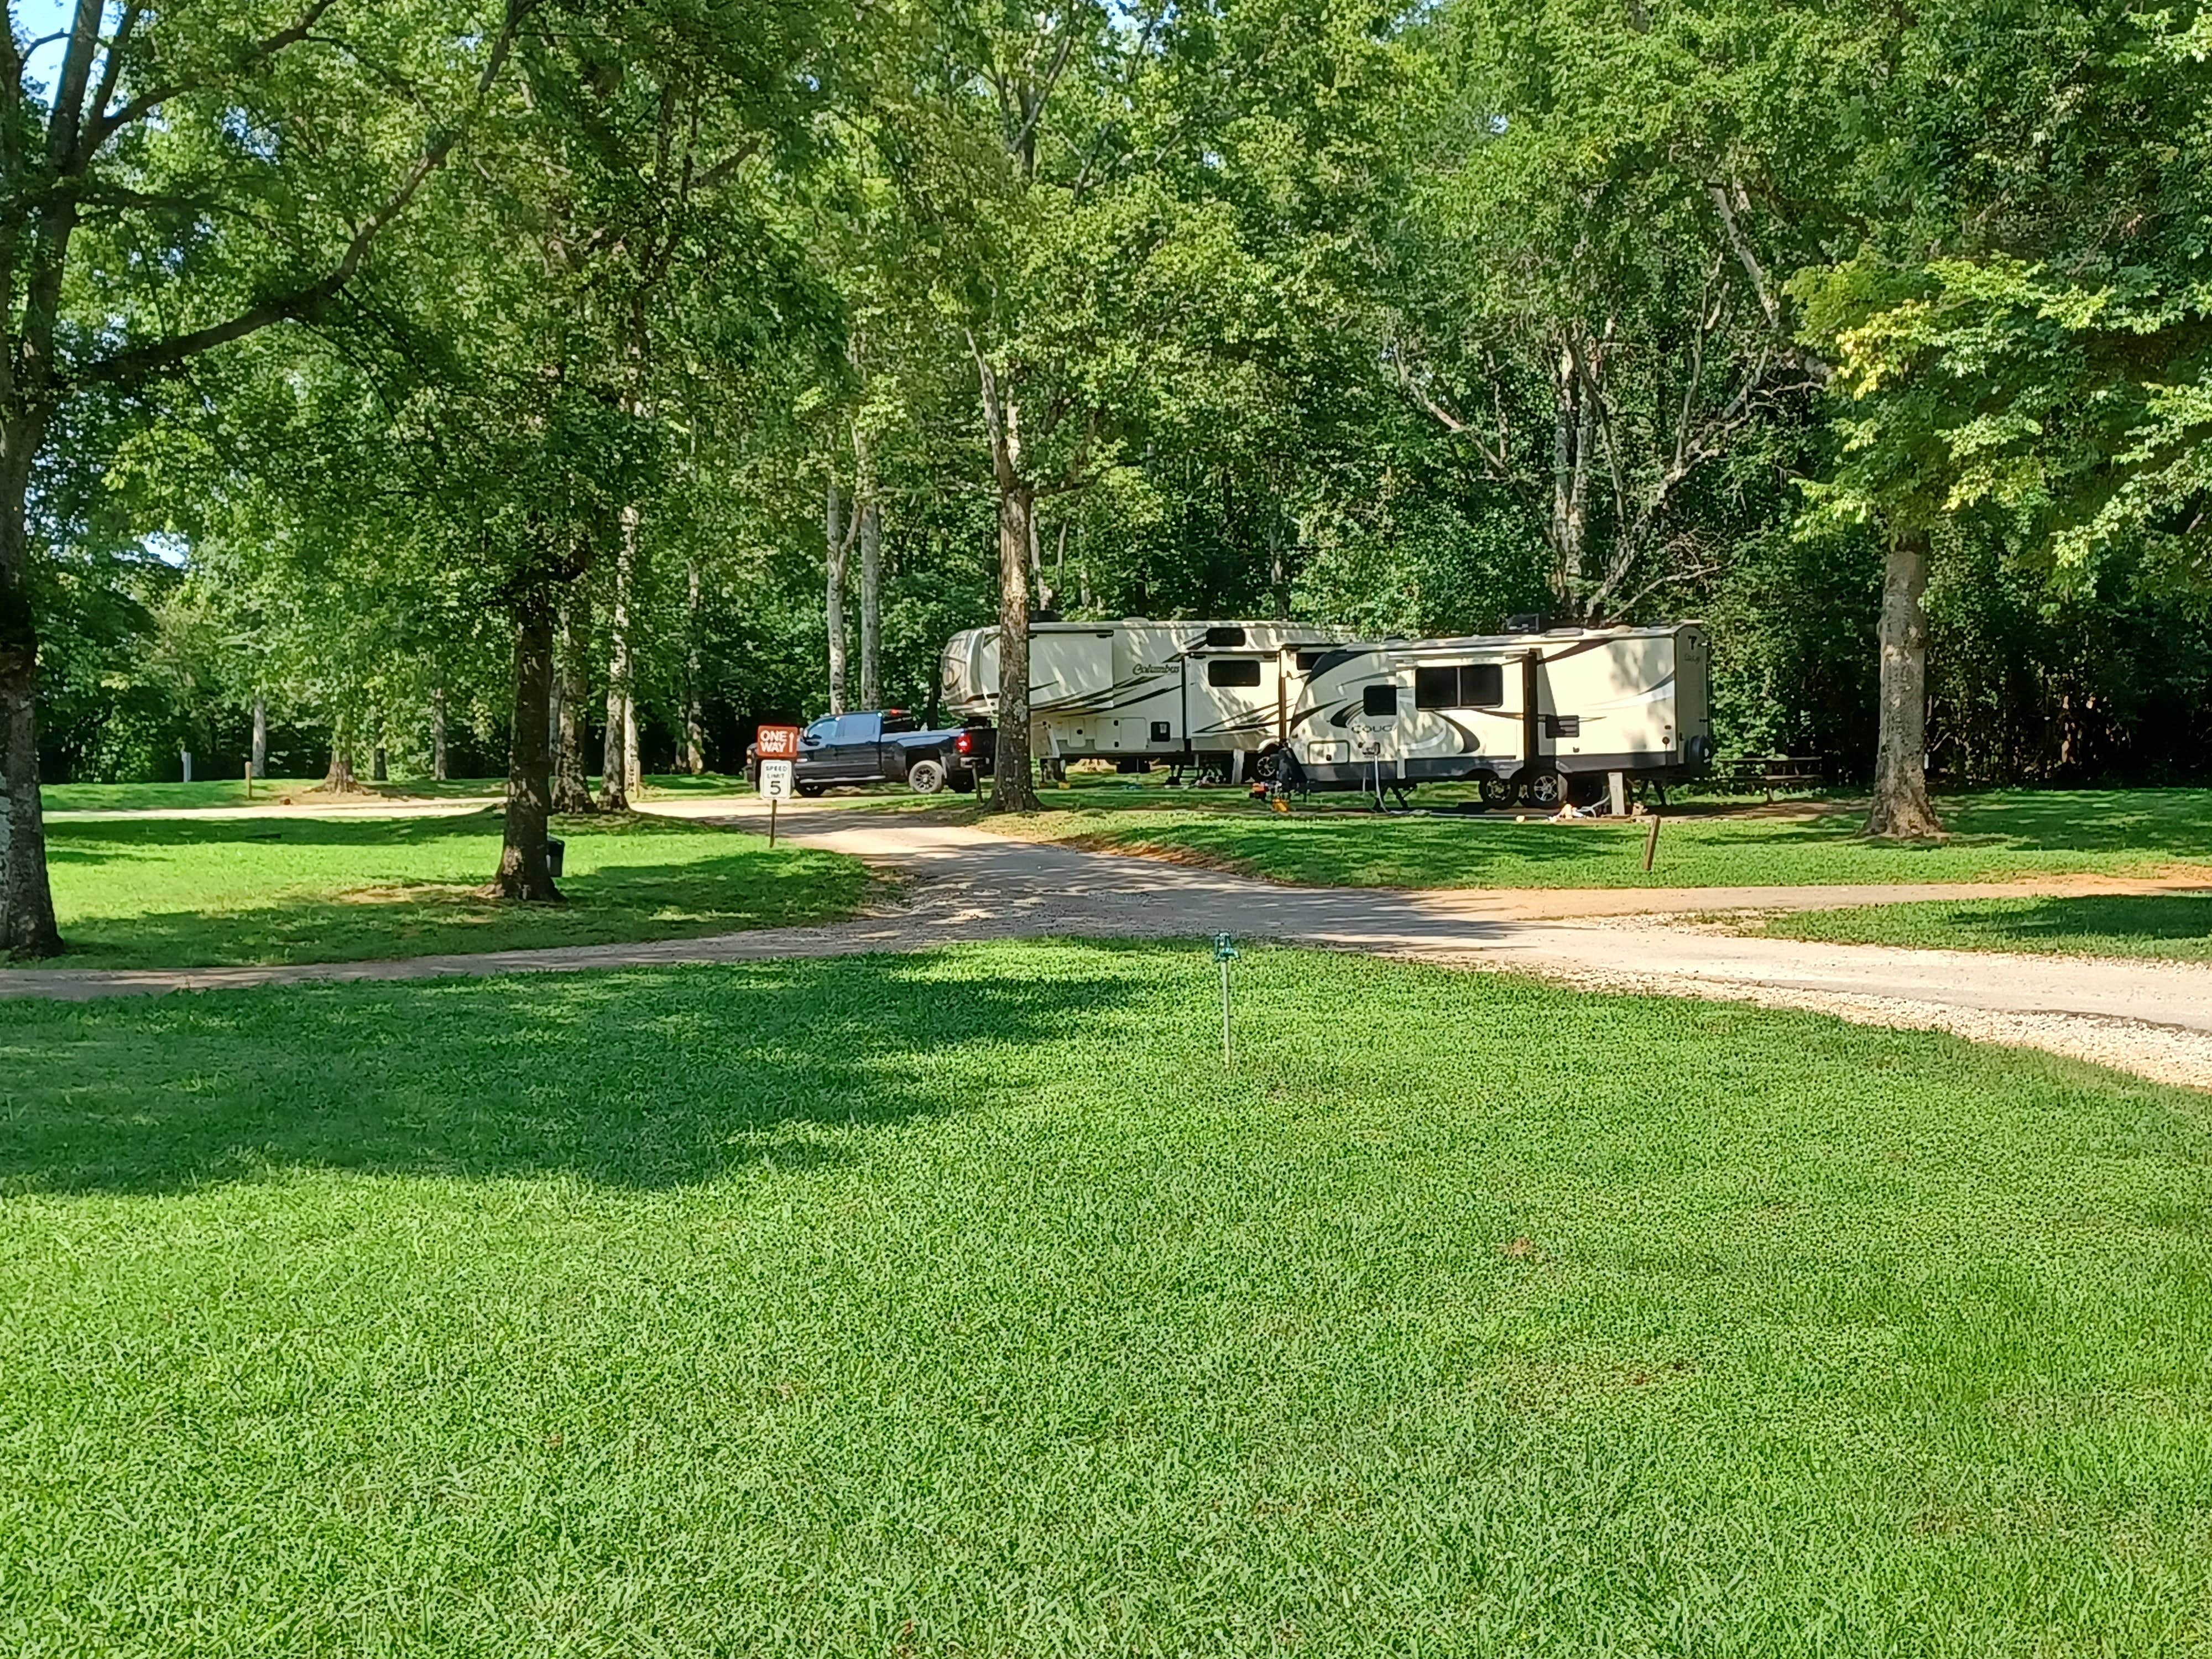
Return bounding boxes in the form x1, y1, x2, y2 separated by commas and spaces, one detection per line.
11, 799, 2212, 1088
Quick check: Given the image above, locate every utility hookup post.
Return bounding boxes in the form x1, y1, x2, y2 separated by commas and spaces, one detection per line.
1213, 932, 1239, 1067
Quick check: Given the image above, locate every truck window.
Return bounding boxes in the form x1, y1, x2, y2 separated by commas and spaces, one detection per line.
832, 714, 879, 744
1363, 684, 1399, 717
803, 718, 834, 744
1207, 659, 1262, 687
881, 712, 919, 734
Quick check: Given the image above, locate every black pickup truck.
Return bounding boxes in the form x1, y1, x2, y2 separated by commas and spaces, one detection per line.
747, 710, 994, 796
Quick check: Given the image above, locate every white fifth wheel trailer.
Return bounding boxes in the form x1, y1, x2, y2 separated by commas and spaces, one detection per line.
941, 619, 1343, 775
1275, 624, 1713, 805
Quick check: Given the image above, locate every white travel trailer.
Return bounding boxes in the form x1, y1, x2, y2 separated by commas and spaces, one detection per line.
941, 618, 1343, 774
1277, 624, 1713, 805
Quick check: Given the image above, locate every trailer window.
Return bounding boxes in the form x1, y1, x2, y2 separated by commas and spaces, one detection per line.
1206, 658, 1262, 687
1413, 665, 1505, 709
1295, 650, 1326, 672
1205, 626, 1248, 648
1363, 684, 1399, 717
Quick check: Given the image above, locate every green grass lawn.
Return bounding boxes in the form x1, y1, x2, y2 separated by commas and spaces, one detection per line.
42, 811, 872, 969
1, 943, 2208, 1654
1749, 892, 2212, 961
969, 787, 2212, 890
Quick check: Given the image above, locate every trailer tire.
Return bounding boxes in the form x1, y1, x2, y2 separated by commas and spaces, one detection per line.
906, 758, 948, 795
1477, 773, 1515, 808
796, 781, 825, 798
1517, 768, 1563, 808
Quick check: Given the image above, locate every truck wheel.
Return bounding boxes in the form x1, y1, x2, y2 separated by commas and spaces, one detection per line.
906, 758, 947, 795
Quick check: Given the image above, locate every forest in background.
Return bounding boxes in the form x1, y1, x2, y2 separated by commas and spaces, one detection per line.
3, 0, 2211, 941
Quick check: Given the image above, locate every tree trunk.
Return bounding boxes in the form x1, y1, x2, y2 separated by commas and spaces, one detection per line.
1267, 512, 1288, 620
859, 499, 881, 711
322, 724, 358, 792
601, 525, 635, 812
623, 692, 641, 797
826, 474, 849, 715
431, 690, 448, 782
252, 694, 268, 781
988, 478, 1041, 813
1865, 525, 1943, 839
0, 414, 60, 957
552, 594, 595, 813
490, 596, 561, 901
684, 560, 706, 774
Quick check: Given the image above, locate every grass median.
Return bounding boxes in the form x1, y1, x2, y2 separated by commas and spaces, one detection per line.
1744, 891, 2212, 961
41, 810, 873, 969
966, 786, 2212, 890
2, 941, 2208, 1654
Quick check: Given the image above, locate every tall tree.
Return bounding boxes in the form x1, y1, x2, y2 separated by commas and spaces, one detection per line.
0, 0, 527, 952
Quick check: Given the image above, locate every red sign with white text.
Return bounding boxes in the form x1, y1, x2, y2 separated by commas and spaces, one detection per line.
755, 724, 802, 761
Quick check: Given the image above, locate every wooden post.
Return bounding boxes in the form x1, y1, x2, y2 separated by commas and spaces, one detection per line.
1642, 813, 1662, 873
769, 798, 778, 849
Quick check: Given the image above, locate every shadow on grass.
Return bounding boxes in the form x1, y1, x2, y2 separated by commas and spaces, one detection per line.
43, 808, 735, 854
1846, 894, 2212, 950
50, 849, 867, 968
40, 813, 868, 968
0, 953, 1126, 1196
1069, 787, 2212, 880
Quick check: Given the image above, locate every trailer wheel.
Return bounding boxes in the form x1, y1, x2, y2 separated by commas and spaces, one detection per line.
1477, 773, 1515, 808
906, 758, 948, 795
796, 781, 825, 798
1517, 768, 1563, 808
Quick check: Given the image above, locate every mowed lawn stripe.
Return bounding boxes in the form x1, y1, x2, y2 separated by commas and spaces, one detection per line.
39, 811, 873, 969
972, 787, 2212, 890
2, 942, 2209, 1655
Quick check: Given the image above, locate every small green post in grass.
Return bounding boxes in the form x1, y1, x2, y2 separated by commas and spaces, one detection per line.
1213, 931, 1238, 1066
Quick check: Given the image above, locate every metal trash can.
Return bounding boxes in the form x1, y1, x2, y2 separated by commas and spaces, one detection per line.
546, 837, 565, 879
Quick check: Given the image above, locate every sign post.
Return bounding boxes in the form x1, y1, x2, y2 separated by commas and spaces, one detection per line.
758, 760, 794, 844
755, 724, 802, 849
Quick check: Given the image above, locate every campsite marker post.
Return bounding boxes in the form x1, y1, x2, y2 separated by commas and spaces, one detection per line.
1213, 932, 1238, 1067
1642, 812, 1662, 873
